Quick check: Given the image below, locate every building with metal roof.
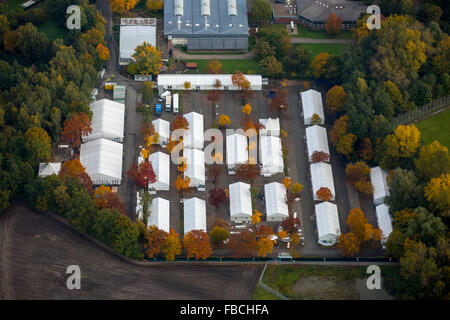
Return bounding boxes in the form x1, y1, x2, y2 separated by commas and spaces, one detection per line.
164, 0, 249, 50
119, 18, 157, 65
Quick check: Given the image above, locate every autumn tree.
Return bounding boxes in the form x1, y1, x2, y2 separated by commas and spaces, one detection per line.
256, 237, 274, 257
208, 59, 223, 74
183, 230, 213, 260
110, 0, 139, 14
257, 225, 275, 237
206, 164, 223, 184
208, 188, 227, 208
241, 103, 252, 116
93, 185, 126, 214
345, 161, 374, 195
291, 183, 304, 196
25, 127, 51, 163
144, 225, 168, 258
252, 209, 262, 225
146, 0, 164, 11
281, 216, 301, 235
329, 115, 356, 159
326, 85, 346, 112
218, 114, 231, 128
162, 229, 182, 261
96, 43, 110, 61
229, 230, 257, 258
311, 52, 331, 78
127, 160, 157, 189
259, 55, 283, 78
381, 124, 421, 169
60, 112, 92, 149
173, 115, 189, 130
337, 233, 360, 256
325, 13, 342, 35
235, 163, 260, 183
175, 175, 191, 195
316, 187, 332, 201
209, 226, 230, 245
131, 42, 163, 75
59, 158, 94, 195
282, 177, 292, 190
310, 113, 322, 125
269, 89, 288, 115
424, 173, 450, 218
311, 151, 330, 163
414, 141, 450, 180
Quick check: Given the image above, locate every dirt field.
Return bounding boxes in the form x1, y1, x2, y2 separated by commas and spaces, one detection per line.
0, 203, 261, 300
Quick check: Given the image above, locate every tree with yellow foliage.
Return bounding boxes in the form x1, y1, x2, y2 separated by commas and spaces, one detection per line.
218, 114, 231, 128
337, 233, 360, 256
311, 52, 331, 78
277, 230, 288, 241
96, 43, 110, 61
162, 229, 182, 261
424, 173, 450, 218
131, 42, 163, 75
326, 85, 346, 112
146, 0, 164, 11
175, 175, 190, 193
414, 141, 450, 180
282, 177, 292, 189
110, 0, 139, 14
183, 230, 212, 260
208, 59, 223, 74
242, 103, 252, 116
256, 237, 274, 257
252, 209, 262, 225
381, 124, 421, 169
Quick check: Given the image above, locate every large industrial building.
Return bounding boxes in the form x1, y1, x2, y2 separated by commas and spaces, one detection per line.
164, 0, 249, 50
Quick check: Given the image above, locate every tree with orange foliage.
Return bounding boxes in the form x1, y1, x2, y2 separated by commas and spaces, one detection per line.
60, 113, 92, 149
269, 89, 288, 115
316, 187, 332, 201
218, 114, 231, 128
59, 158, 94, 195
235, 163, 260, 183
162, 229, 182, 261
345, 161, 374, 195
229, 230, 257, 258
311, 151, 330, 163
96, 43, 110, 61
183, 230, 213, 260
277, 230, 288, 241
141, 121, 155, 137
282, 177, 293, 189
110, 0, 139, 14
208, 59, 223, 74
241, 103, 252, 116
127, 160, 157, 189
346, 208, 381, 243
144, 225, 168, 258
326, 85, 346, 112
356, 138, 373, 161
252, 209, 262, 225
231, 71, 251, 90
256, 237, 274, 257
325, 13, 342, 35
93, 185, 126, 214
257, 225, 275, 237
337, 233, 360, 256
175, 175, 191, 195
281, 216, 301, 235
173, 115, 189, 130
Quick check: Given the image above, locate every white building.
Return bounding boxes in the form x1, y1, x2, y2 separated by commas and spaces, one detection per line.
301, 89, 324, 125
148, 197, 170, 233
229, 182, 252, 222
259, 118, 280, 137
152, 118, 170, 147
148, 152, 170, 192
183, 197, 207, 234
370, 166, 389, 206
83, 99, 125, 143
259, 135, 284, 177
305, 125, 330, 162
226, 133, 248, 174
310, 162, 335, 201
184, 148, 205, 190
376, 204, 393, 248
315, 201, 341, 246
264, 182, 289, 222
80, 138, 123, 185
119, 18, 157, 65
38, 162, 61, 177
184, 112, 204, 149
157, 74, 263, 93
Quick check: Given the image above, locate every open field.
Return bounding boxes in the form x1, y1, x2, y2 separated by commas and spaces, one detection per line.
0, 203, 262, 299
260, 265, 398, 300
295, 25, 353, 39
416, 108, 450, 149
295, 43, 351, 59
184, 59, 261, 74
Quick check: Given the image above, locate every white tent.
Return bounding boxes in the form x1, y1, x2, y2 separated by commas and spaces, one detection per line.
264, 182, 289, 221
370, 166, 389, 206
305, 125, 330, 162
376, 204, 393, 247
184, 112, 204, 149
119, 18, 156, 65
136, 191, 143, 219
80, 138, 123, 185
259, 135, 284, 177
38, 162, 61, 177
229, 182, 252, 222
259, 118, 280, 136
310, 162, 335, 201
148, 197, 170, 233
83, 99, 125, 143
148, 152, 170, 192
152, 119, 170, 147
183, 197, 207, 234
226, 133, 248, 174
184, 148, 205, 189
315, 201, 341, 246
301, 89, 324, 125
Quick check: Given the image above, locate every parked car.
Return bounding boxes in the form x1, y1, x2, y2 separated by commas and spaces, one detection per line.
155, 103, 162, 116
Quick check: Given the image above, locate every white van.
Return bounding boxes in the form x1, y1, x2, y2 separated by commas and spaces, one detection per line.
160, 90, 171, 99
165, 95, 171, 112
172, 93, 179, 113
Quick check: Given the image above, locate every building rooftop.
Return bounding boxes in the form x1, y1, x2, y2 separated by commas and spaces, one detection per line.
296, 0, 366, 22
120, 18, 157, 64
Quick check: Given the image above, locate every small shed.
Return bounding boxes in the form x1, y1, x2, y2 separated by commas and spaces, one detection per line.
301, 89, 324, 125
152, 118, 170, 147
113, 85, 126, 104
148, 152, 170, 192
38, 162, 61, 178
259, 135, 284, 177
183, 197, 207, 234
305, 125, 330, 162
315, 201, 341, 246
370, 166, 390, 206
148, 197, 170, 233
185, 62, 198, 70
259, 118, 280, 136
226, 133, 248, 174
184, 112, 204, 149
376, 204, 393, 247
310, 162, 335, 201
184, 148, 205, 190
264, 182, 289, 221
229, 182, 252, 222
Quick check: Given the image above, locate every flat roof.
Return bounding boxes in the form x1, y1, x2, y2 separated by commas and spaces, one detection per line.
296, 0, 366, 22
120, 21, 157, 62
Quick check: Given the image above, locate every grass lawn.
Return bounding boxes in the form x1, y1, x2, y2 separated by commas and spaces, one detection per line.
184, 59, 260, 74
416, 108, 450, 149
38, 20, 67, 41
294, 24, 353, 39
295, 43, 351, 59
253, 286, 281, 300
6, 0, 24, 11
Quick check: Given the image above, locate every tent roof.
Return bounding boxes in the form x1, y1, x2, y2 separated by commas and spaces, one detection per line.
226, 133, 248, 166
80, 139, 123, 183
157, 74, 262, 88
376, 204, 393, 240
306, 125, 329, 160
38, 162, 61, 177
259, 135, 283, 175
183, 197, 207, 234
259, 118, 280, 136
119, 21, 156, 61
149, 197, 170, 233
184, 148, 205, 186
229, 182, 252, 217
301, 89, 324, 121
315, 201, 341, 238
370, 166, 389, 204
310, 162, 335, 197
264, 182, 289, 218
149, 152, 170, 187
152, 118, 170, 139
86, 99, 125, 140
184, 112, 204, 149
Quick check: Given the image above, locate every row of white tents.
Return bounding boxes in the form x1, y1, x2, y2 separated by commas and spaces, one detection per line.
370, 166, 393, 248
80, 99, 125, 185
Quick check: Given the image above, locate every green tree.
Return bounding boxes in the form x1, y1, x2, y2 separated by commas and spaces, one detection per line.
415, 141, 450, 180
254, 40, 275, 60
404, 207, 447, 246
259, 55, 283, 78
142, 81, 154, 104
24, 127, 51, 164
250, 0, 272, 25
